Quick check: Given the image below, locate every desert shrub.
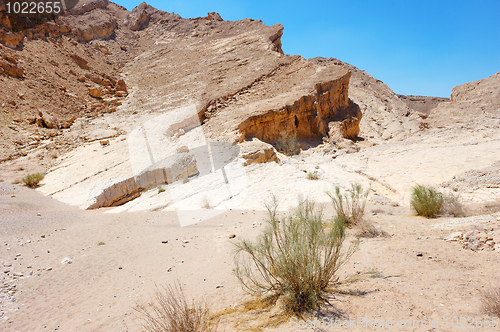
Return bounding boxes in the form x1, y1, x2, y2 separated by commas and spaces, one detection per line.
135, 283, 218, 332
440, 193, 466, 217
276, 132, 299, 156
22, 173, 45, 188
158, 187, 166, 194
306, 172, 319, 180
234, 196, 358, 314
410, 185, 443, 218
482, 285, 500, 316
327, 184, 369, 226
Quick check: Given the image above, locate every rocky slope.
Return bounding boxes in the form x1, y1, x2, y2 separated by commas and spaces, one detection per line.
2, 0, 498, 214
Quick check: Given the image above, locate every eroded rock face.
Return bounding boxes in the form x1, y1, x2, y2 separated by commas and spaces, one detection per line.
126, 2, 152, 31
238, 74, 354, 142
240, 139, 279, 166
88, 152, 198, 209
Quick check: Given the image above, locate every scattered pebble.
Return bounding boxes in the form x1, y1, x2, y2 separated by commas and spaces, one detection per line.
216, 284, 224, 289
61, 257, 73, 264
46, 267, 52, 271
161, 240, 168, 244
182, 240, 189, 244
416, 252, 423, 257
229, 234, 236, 239
37, 213, 41, 217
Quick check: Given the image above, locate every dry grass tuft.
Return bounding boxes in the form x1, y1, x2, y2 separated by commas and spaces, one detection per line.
22, 173, 45, 188
482, 285, 500, 316
135, 283, 218, 332
441, 193, 466, 217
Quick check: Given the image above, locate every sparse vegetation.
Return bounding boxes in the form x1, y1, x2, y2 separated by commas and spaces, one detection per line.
441, 193, 466, 217
97, 241, 106, 246
158, 187, 166, 194
358, 222, 390, 238
22, 173, 45, 188
306, 171, 319, 180
135, 283, 218, 332
411, 185, 465, 218
327, 183, 369, 226
410, 185, 443, 218
482, 285, 500, 316
234, 196, 358, 314
276, 132, 299, 156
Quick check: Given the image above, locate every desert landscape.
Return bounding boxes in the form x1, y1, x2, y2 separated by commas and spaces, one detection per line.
1, 1, 499, 331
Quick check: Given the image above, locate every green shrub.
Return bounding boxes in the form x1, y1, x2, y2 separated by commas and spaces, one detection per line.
22, 173, 45, 188
276, 132, 299, 156
135, 283, 218, 332
234, 196, 358, 314
410, 185, 444, 218
327, 184, 369, 226
158, 187, 166, 194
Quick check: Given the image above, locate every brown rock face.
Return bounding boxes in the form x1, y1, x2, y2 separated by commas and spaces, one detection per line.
238, 73, 360, 142
126, 2, 152, 31
88, 88, 103, 99
0, 59, 23, 77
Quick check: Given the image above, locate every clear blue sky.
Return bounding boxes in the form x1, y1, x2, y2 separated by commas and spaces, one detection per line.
116, 0, 499, 97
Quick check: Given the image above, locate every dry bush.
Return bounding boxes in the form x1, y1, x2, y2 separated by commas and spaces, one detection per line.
234, 196, 358, 315
327, 184, 369, 226
410, 185, 443, 218
135, 283, 218, 332
482, 285, 500, 316
276, 132, 299, 156
440, 193, 466, 217
358, 221, 390, 238
22, 173, 45, 188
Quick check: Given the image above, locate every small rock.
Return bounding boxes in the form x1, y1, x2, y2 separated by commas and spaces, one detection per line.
41, 234, 45, 238
182, 240, 189, 244
444, 232, 463, 242
216, 285, 224, 289
4, 262, 12, 267
118, 266, 123, 270
12, 272, 23, 277
167, 267, 172, 272
46, 267, 52, 271
61, 257, 73, 264
416, 252, 423, 257
229, 234, 236, 239
161, 240, 168, 244
37, 213, 41, 217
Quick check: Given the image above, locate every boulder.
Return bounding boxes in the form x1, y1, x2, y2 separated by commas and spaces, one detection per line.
88, 88, 103, 99
127, 2, 152, 31
240, 139, 279, 166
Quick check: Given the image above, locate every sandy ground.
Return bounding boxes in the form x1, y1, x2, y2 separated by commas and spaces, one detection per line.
1, 180, 499, 332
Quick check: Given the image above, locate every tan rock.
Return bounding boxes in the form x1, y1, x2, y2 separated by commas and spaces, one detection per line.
240, 139, 279, 166
88, 88, 103, 99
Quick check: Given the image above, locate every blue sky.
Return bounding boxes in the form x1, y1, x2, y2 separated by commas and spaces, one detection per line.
116, 0, 500, 97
